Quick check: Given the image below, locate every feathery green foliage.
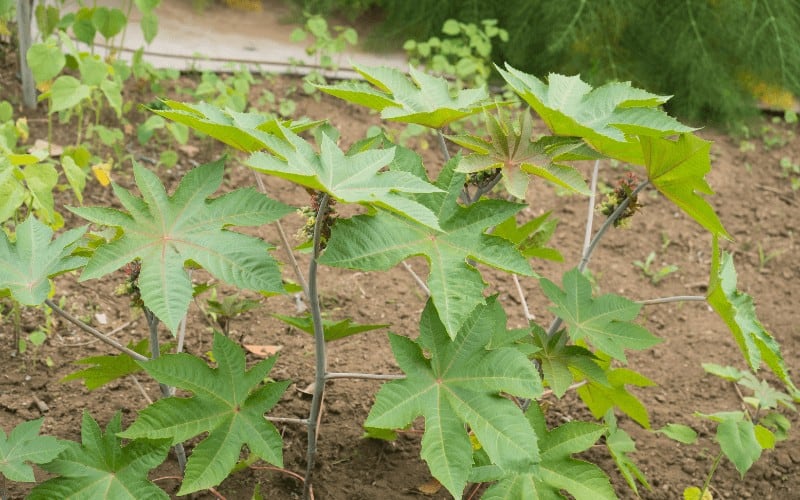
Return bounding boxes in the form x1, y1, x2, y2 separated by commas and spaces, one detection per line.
295, 0, 800, 124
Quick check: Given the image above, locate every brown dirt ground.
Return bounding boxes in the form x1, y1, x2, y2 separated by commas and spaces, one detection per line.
1, 41, 799, 500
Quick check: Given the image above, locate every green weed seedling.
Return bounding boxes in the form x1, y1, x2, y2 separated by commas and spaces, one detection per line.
206, 292, 262, 337
779, 156, 800, 191
757, 243, 785, 271
634, 251, 679, 285
1, 56, 798, 500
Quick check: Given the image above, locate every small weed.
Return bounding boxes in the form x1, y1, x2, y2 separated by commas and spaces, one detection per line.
634, 251, 679, 285
779, 157, 800, 190
757, 243, 785, 272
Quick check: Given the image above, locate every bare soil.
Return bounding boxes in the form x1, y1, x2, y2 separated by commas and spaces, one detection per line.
1, 44, 799, 500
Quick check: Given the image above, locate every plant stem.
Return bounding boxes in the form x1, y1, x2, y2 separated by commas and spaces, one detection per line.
44, 299, 148, 361
583, 160, 601, 258
144, 309, 187, 472
267, 416, 308, 425
471, 170, 503, 201
579, 179, 650, 273
325, 372, 405, 381
699, 451, 724, 500
638, 295, 706, 306
303, 193, 330, 500
547, 179, 651, 337
401, 261, 430, 296
512, 274, 534, 321
436, 129, 451, 163
253, 171, 309, 298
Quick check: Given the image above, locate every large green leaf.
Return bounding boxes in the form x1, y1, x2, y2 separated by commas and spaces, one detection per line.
26, 39, 66, 83
365, 299, 542, 497
717, 417, 762, 477
118, 332, 290, 495
70, 159, 291, 332
46, 76, 91, 114
0, 217, 86, 305
152, 100, 322, 153
707, 238, 796, 395
451, 110, 591, 198
248, 126, 442, 230
317, 64, 492, 128
0, 418, 66, 483
29, 412, 169, 500
642, 133, 729, 239
540, 268, 661, 362
478, 403, 614, 500
320, 158, 534, 338
498, 66, 694, 164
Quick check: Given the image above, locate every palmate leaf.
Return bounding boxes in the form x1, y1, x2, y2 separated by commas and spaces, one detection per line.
707, 237, 797, 396
316, 64, 492, 129
476, 403, 614, 500
272, 313, 388, 341
578, 352, 656, 428
0, 216, 86, 305
61, 339, 174, 390
70, 159, 292, 333
248, 125, 442, 230
642, 133, 730, 239
540, 268, 661, 362
118, 332, 290, 495
450, 110, 592, 199
529, 326, 607, 398
498, 65, 694, 164
151, 99, 323, 153
365, 299, 542, 497
493, 211, 563, 262
0, 418, 66, 483
320, 158, 534, 338
29, 412, 169, 500
604, 410, 651, 494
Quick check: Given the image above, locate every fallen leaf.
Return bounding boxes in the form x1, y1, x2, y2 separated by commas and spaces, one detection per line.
243, 344, 282, 357
179, 144, 200, 157
417, 478, 442, 495
29, 139, 63, 157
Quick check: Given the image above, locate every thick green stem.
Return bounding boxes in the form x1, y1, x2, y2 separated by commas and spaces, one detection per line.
303, 193, 331, 500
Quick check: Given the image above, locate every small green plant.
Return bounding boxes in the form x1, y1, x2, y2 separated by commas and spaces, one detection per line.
404, 18, 508, 88
678, 363, 796, 499
756, 243, 785, 271
206, 291, 262, 336
633, 251, 679, 285
193, 66, 254, 112
779, 156, 800, 190
290, 12, 357, 95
